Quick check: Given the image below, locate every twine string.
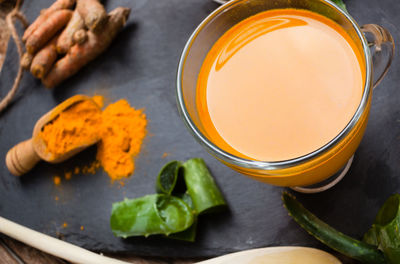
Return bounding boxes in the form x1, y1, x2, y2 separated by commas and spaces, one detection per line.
0, 0, 27, 114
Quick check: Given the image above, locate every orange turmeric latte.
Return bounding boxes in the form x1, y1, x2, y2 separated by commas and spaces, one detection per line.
196, 9, 365, 161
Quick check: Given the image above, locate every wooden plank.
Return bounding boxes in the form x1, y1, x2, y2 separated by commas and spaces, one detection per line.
0, 14, 10, 73
112, 255, 169, 264
0, 239, 20, 264
2, 237, 67, 264
112, 255, 197, 264
171, 259, 197, 264
0, 2, 12, 73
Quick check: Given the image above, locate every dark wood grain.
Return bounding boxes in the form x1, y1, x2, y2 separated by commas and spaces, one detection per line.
0, 1, 12, 73
113, 255, 195, 264
0, 240, 20, 264
2, 237, 67, 264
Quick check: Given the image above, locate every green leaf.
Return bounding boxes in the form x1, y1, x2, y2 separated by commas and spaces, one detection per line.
112, 158, 227, 241
155, 161, 198, 242
282, 192, 386, 264
156, 161, 182, 195
363, 226, 379, 246
365, 194, 400, 263
168, 193, 198, 242
330, 0, 348, 13
168, 218, 198, 242
183, 158, 227, 214
110, 194, 194, 238
180, 192, 195, 209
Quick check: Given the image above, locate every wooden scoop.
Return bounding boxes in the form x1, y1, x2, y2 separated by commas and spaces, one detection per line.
6, 95, 101, 176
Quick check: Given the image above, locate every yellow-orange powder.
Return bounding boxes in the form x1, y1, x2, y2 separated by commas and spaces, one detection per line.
53, 176, 61, 186
41, 96, 147, 181
97, 99, 147, 181
64, 171, 72, 180
92, 95, 104, 108
82, 161, 101, 174
40, 100, 102, 158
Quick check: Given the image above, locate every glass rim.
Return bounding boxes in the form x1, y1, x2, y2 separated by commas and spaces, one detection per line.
176, 0, 372, 170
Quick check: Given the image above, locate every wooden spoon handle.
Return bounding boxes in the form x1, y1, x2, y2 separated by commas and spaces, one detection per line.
6, 139, 41, 176
0, 216, 131, 264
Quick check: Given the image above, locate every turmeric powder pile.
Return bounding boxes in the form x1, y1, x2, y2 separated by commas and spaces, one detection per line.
97, 100, 147, 180
40, 96, 147, 181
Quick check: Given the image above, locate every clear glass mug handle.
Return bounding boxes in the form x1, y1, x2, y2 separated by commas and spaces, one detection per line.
361, 24, 395, 89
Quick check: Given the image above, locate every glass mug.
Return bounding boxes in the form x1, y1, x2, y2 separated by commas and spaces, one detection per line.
176, 0, 394, 190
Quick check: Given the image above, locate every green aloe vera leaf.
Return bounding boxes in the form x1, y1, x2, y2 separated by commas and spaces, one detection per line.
330, 0, 347, 12
363, 226, 379, 246
282, 192, 386, 264
110, 194, 194, 238
156, 161, 182, 195
168, 218, 198, 242
169, 193, 197, 242
180, 192, 194, 208
183, 158, 227, 215
156, 194, 194, 232
156, 162, 197, 241
370, 194, 400, 263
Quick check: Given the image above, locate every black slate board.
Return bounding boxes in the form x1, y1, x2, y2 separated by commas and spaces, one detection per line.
0, 0, 400, 260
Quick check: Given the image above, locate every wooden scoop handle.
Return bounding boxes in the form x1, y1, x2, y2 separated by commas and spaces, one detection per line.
6, 139, 41, 176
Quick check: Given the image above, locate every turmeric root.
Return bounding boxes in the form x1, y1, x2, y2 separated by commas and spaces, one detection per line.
22, 0, 75, 43
43, 7, 130, 88
26, 10, 72, 54
76, 0, 107, 33
30, 36, 59, 79
73, 29, 87, 45
21, 52, 33, 70
56, 11, 84, 54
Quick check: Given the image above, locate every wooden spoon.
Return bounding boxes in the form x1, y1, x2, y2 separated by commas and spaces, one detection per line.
6, 95, 101, 176
198, 246, 341, 264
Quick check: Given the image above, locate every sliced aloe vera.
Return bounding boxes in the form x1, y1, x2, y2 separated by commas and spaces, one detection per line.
110, 194, 194, 238
156, 158, 226, 214
156, 158, 226, 240
156, 165, 198, 242
183, 158, 226, 214
169, 193, 198, 242
364, 194, 400, 263
169, 219, 198, 242
282, 192, 386, 264
363, 226, 379, 246
156, 161, 182, 195
112, 159, 226, 241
